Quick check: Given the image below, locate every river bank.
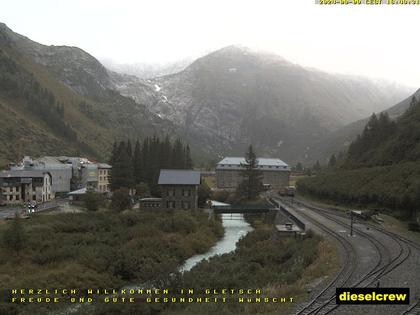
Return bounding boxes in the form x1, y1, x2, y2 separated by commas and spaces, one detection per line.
0, 209, 223, 315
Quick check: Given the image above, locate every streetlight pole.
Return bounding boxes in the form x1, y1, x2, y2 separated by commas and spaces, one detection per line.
350, 211, 354, 236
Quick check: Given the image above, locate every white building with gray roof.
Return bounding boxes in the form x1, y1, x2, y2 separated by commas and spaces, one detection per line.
216, 157, 290, 189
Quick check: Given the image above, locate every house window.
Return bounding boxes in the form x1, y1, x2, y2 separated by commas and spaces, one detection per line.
182, 201, 190, 210
182, 189, 191, 197
167, 189, 175, 197
166, 201, 176, 208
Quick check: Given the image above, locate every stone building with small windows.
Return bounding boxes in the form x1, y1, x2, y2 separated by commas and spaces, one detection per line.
156, 169, 201, 210
216, 157, 290, 190
0, 170, 54, 204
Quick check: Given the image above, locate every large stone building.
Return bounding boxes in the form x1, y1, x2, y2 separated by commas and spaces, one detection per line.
140, 169, 201, 211
0, 170, 54, 204
11, 156, 72, 193
216, 157, 290, 189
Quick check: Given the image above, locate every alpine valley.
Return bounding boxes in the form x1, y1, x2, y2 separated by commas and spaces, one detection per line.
0, 23, 414, 166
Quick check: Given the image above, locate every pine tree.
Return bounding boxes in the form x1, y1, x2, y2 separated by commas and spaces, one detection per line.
237, 145, 263, 200
313, 160, 321, 172
328, 154, 337, 168
133, 140, 142, 184
172, 138, 185, 169
109, 140, 118, 165
185, 145, 193, 169
111, 141, 134, 189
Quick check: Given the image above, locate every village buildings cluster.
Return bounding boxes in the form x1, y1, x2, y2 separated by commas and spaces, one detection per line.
0, 155, 290, 210
0, 156, 111, 205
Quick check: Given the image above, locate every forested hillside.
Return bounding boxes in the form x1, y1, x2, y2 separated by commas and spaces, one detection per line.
298, 96, 420, 219
0, 23, 179, 167
0, 47, 106, 166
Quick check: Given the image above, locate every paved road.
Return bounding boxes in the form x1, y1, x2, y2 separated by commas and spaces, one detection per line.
0, 199, 65, 219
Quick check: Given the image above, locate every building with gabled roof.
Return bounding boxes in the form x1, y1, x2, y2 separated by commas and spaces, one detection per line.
154, 169, 201, 211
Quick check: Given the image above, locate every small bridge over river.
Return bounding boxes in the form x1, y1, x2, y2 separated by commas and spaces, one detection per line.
212, 204, 274, 214
209, 201, 275, 220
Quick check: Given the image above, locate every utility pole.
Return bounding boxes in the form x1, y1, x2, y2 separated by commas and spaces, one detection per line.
350, 211, 354, 236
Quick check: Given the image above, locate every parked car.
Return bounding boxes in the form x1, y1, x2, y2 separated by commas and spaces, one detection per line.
27, 202, 37, 213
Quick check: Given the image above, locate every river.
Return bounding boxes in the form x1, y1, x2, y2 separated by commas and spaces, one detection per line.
178, 213, 253, 272
52, 212, 253, 315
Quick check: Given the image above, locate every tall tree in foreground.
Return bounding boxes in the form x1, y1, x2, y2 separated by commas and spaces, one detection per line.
237, 145, 263, 200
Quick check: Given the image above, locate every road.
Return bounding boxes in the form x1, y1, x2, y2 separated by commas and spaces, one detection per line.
271, 197, 420, 315
0, 199, 66, 219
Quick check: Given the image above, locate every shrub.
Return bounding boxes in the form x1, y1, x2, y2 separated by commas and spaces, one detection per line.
110, 188, 132, 212
82, 190, 104, 211
408, 222, 420, 232
2, 214, 27, 256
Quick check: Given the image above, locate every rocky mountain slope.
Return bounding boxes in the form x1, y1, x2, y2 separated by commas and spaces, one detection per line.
114, 45, 411, 163
0, 23, 413, 166
0, 23, 177, 166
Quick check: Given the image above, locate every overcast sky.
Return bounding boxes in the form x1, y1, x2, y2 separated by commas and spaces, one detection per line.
2, 0, 420, 87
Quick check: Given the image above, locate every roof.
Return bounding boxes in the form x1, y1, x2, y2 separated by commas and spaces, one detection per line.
216, 157, 289, 171
158, 169, 201, 185
68, 188, 87, 195
210, 200, 230, 207
139, 198, 162, 202
97, 163, 112, 169
0, 170, 48, 178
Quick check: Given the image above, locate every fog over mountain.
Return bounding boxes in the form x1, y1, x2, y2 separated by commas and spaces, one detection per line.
112, 45, 413, 163
0, 23, 414, 165
102, 58, 195, 79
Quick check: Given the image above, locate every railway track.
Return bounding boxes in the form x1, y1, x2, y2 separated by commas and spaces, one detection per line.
272, 198, 417, 315
272, 198, 377, 314
291, 199, 420, 315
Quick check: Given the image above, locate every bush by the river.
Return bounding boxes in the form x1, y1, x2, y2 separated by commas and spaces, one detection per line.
0, 210, 223, 314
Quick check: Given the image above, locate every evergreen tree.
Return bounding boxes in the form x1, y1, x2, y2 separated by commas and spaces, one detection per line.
111, 141, 135, 189
313, 160, 322, 172
109, 136, 194, 191
237, 145, 263, 200
172, 138, 185, 169
185, 145, 193, 169
328, 154, 337, 168
109, 141, 118, 166
133, 140, 142, 184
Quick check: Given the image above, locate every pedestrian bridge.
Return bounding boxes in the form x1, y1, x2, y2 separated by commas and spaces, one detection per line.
212, 203, 274, 214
